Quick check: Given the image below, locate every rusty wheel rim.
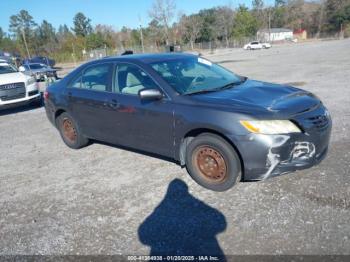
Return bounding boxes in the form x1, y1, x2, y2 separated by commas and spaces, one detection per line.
193, 146, 227, 183
62, 118, 77, 143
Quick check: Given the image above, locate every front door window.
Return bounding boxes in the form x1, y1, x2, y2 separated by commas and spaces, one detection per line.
115, 64, 157, 95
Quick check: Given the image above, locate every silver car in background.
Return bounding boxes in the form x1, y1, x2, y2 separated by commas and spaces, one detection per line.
19, 63, 58, 81
243, 41, 272, 50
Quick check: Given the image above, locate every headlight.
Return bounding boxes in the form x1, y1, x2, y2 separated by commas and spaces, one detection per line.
26, 77, 36, 86
240, 120, 301, 134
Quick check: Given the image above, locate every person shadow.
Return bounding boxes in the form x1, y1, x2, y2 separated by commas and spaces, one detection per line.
138, 179, 227, 259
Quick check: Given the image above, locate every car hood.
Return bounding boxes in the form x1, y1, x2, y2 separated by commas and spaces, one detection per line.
190, 79, 320, 116
0, 72, 30, 85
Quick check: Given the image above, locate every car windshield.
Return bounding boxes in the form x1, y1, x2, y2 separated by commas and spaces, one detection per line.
150, 57, 243, 95
0, 63, 18, 74
29, 64, 46, 69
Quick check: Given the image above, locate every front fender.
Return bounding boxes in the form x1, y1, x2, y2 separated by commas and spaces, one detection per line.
173, 106, 249, 162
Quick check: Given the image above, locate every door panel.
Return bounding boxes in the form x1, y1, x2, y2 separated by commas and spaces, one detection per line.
67, 61, 175, 158
107, 63, 175, 158
66, 62, 119, 142
67, 88, 118, 141
108, 93, 175, 158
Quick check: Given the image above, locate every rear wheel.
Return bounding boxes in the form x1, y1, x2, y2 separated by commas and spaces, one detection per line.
185, 133, 242, 191
57, 112, 89, 149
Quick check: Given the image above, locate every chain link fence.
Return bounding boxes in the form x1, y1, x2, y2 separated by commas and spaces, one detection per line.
77, 33, 345, 63
83, 48, 108, 61
79, 37, 257, 62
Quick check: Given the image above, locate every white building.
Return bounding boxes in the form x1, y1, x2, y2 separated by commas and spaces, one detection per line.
257, 28, 293, 42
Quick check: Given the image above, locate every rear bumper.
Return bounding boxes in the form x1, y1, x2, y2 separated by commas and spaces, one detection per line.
228, 111, 332, 181
44, 99, 56, 126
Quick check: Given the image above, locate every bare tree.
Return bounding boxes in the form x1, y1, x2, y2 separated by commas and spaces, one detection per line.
172, 11, 185, 45
214, 6, 235, 47
148, 19, 164, 49
252, 0, 266, 29
149, 0, 176, 45
180, 15, 202, 50
117, 27, 132, 50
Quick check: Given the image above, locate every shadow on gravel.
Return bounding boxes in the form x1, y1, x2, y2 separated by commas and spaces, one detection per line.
138, 179, 226, 259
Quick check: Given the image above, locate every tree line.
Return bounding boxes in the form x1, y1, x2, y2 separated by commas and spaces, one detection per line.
0, 0, 349, 63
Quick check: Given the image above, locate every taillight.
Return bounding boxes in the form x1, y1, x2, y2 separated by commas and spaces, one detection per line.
43, 91, 49, 100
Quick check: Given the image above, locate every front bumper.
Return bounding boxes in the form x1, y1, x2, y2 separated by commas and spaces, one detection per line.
0, 83, 41, 108
228, 107, 332, 181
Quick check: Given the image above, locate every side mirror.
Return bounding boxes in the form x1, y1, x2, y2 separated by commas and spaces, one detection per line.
138, 89, 163, 101
18, 66, 25, 72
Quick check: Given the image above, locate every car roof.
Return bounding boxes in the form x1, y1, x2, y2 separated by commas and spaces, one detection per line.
101, 52, 197, 64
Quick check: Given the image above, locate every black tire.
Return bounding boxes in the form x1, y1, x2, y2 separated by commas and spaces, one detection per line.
56, 112, 89, 149
185, 133, 242, 191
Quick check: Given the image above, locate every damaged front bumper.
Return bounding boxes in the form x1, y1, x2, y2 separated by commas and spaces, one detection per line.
228, 107, 332, 181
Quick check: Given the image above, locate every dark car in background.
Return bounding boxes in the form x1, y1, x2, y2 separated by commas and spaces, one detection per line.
0, 50, 22, 66
23, 56, 55, 67
19, 63, 58, 81
44, 53, 331, 191
0, 51, 12, 63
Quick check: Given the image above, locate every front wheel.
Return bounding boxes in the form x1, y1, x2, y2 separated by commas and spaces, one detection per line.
185, 133, 242, 191
57, 112, 89, 149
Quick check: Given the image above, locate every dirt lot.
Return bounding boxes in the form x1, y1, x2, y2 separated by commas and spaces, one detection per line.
0, 39, 349, 256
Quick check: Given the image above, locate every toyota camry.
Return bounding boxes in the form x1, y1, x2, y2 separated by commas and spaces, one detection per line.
45, 53, 331, 191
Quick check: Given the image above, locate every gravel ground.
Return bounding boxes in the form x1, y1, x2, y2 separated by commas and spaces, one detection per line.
0, 39, 349, 256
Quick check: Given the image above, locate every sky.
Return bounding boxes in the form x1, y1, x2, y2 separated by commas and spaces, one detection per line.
0, 0, 274, 33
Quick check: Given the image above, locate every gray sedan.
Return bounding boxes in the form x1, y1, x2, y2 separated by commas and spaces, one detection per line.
44, 53, 331, 191
19, 63, 58, 81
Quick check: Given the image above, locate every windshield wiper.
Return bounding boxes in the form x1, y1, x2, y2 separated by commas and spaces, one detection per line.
183, 79, 245, 96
